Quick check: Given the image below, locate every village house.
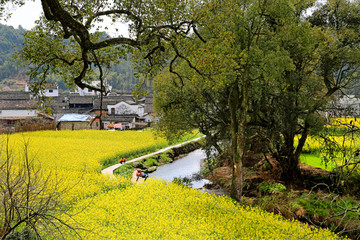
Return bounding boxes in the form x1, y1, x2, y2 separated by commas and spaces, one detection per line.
107, 101, 144, 116
91, 95, 152, 130
57, 114, 94, 130
0, 91, 54, 132
328, 94, 360, 118
1, 83, 155, 132
25, 82, 59, 97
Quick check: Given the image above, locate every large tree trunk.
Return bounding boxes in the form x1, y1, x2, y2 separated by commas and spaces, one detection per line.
278, 152, 302, 184
228, 86, 241, 200
228, 77, 249, 201
229, 86, 240, 200
277, 122, 309, 184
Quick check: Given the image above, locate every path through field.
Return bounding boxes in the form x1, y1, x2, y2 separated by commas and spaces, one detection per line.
101, 136, 205, 177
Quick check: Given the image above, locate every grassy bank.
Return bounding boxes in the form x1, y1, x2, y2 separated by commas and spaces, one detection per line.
300, 153, 335, 171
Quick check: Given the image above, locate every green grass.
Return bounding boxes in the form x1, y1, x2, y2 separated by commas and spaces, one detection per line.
300, 153, 335, 171
113, 163, 134, 177
143, 157, 159, 167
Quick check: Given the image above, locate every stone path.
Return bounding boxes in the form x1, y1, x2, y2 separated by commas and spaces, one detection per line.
101, 136, 205, 177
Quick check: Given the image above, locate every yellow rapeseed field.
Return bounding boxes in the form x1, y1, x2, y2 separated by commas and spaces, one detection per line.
3, 130, 169, 203
63, 179, 341, 239
1, 130, 343, 239
330, 117, 360, 128
298, 118, 360, 153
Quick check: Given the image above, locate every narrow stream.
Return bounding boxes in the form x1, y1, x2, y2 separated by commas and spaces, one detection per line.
149, 149, 228, 196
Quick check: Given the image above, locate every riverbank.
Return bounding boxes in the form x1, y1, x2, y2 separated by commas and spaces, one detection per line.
102, 136, 204, 176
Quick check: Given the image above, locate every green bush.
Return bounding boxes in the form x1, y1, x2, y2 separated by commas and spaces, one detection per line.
159, 153, 170, 163
259, 182, 286, 194
298, 194, 359, 219
172, 177, 192, 186
114, 163, 134, 177
143, 157, 159, 167
5, 227, 36, 240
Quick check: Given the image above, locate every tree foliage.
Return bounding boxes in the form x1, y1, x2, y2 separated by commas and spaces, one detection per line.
0, 24, 26, 81
13, 0, 202, 93
153, 0, 360, 199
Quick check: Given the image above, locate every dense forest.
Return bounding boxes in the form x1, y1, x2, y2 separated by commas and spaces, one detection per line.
0, 23, 140, 92
0, 24, 26, 84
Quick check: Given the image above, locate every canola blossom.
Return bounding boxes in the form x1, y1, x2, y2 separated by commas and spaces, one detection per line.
0, 130, 344, 239
2, 130, 169, 203
65, 180, 341, 239
329, 117, 360, 128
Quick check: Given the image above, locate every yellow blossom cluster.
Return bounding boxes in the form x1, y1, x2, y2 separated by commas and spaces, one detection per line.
1, 130, 344, 239
297, 134, 360, 154
64, 180, 341, 239
329, 117, 360, 128
2, 130, 169, 203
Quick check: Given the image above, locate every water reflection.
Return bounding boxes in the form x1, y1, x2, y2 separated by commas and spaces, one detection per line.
149, 149, 211, 188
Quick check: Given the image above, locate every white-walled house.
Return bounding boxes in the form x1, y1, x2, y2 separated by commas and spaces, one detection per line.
329, 94, 360, 117
0, 99, 49, 131
42, 83, 59, 97
0, 100, 38, 118
107, 101, 144, 117
73, 80, 112, 96
25, 82, 59, 97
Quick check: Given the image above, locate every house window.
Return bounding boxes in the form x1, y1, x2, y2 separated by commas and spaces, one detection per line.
88, 89, 93, 92
49, 89, 53, 93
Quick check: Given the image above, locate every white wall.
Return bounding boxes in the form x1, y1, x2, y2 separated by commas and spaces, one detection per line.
108, 102, 144, 116
75, 80, 112, 96
0, 109, 38, 117
43, 89, 59, 97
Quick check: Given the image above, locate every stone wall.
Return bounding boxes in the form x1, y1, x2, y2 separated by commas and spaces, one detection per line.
59, 121, 92, 130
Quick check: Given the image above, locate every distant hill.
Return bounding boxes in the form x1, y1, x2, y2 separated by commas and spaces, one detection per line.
0, 24, 28, 91
0, 23, 146, 92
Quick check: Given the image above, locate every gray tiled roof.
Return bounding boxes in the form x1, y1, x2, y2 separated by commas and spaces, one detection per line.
0, 91, 31, 100
0, 100, 38, 109
69, 96, 94, 104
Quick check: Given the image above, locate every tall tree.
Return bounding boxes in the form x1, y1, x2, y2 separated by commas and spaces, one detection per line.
262, 0, 360, 183
155, 0, 283, 200
153, 0, 360, 198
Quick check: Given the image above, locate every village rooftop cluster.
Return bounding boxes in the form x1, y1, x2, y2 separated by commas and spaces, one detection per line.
0, 82, 155, 132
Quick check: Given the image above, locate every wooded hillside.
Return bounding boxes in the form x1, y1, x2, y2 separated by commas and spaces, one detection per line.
0, 24, 27, 89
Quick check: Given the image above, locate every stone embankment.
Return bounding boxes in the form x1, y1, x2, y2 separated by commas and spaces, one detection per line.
101, 136, 204, 177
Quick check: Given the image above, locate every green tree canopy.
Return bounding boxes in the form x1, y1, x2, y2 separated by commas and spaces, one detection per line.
153, 0, 360, 199
7, 0, 204, 92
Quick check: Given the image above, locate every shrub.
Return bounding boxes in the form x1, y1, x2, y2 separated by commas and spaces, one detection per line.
159, 153, 170, 163
114, 163, 133, 177
172, 177, 192, 187
143, 157, 159, 167
259, 182, 287, 194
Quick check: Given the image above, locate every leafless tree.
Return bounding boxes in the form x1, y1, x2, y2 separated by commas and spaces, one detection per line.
0, 135, 82, 239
